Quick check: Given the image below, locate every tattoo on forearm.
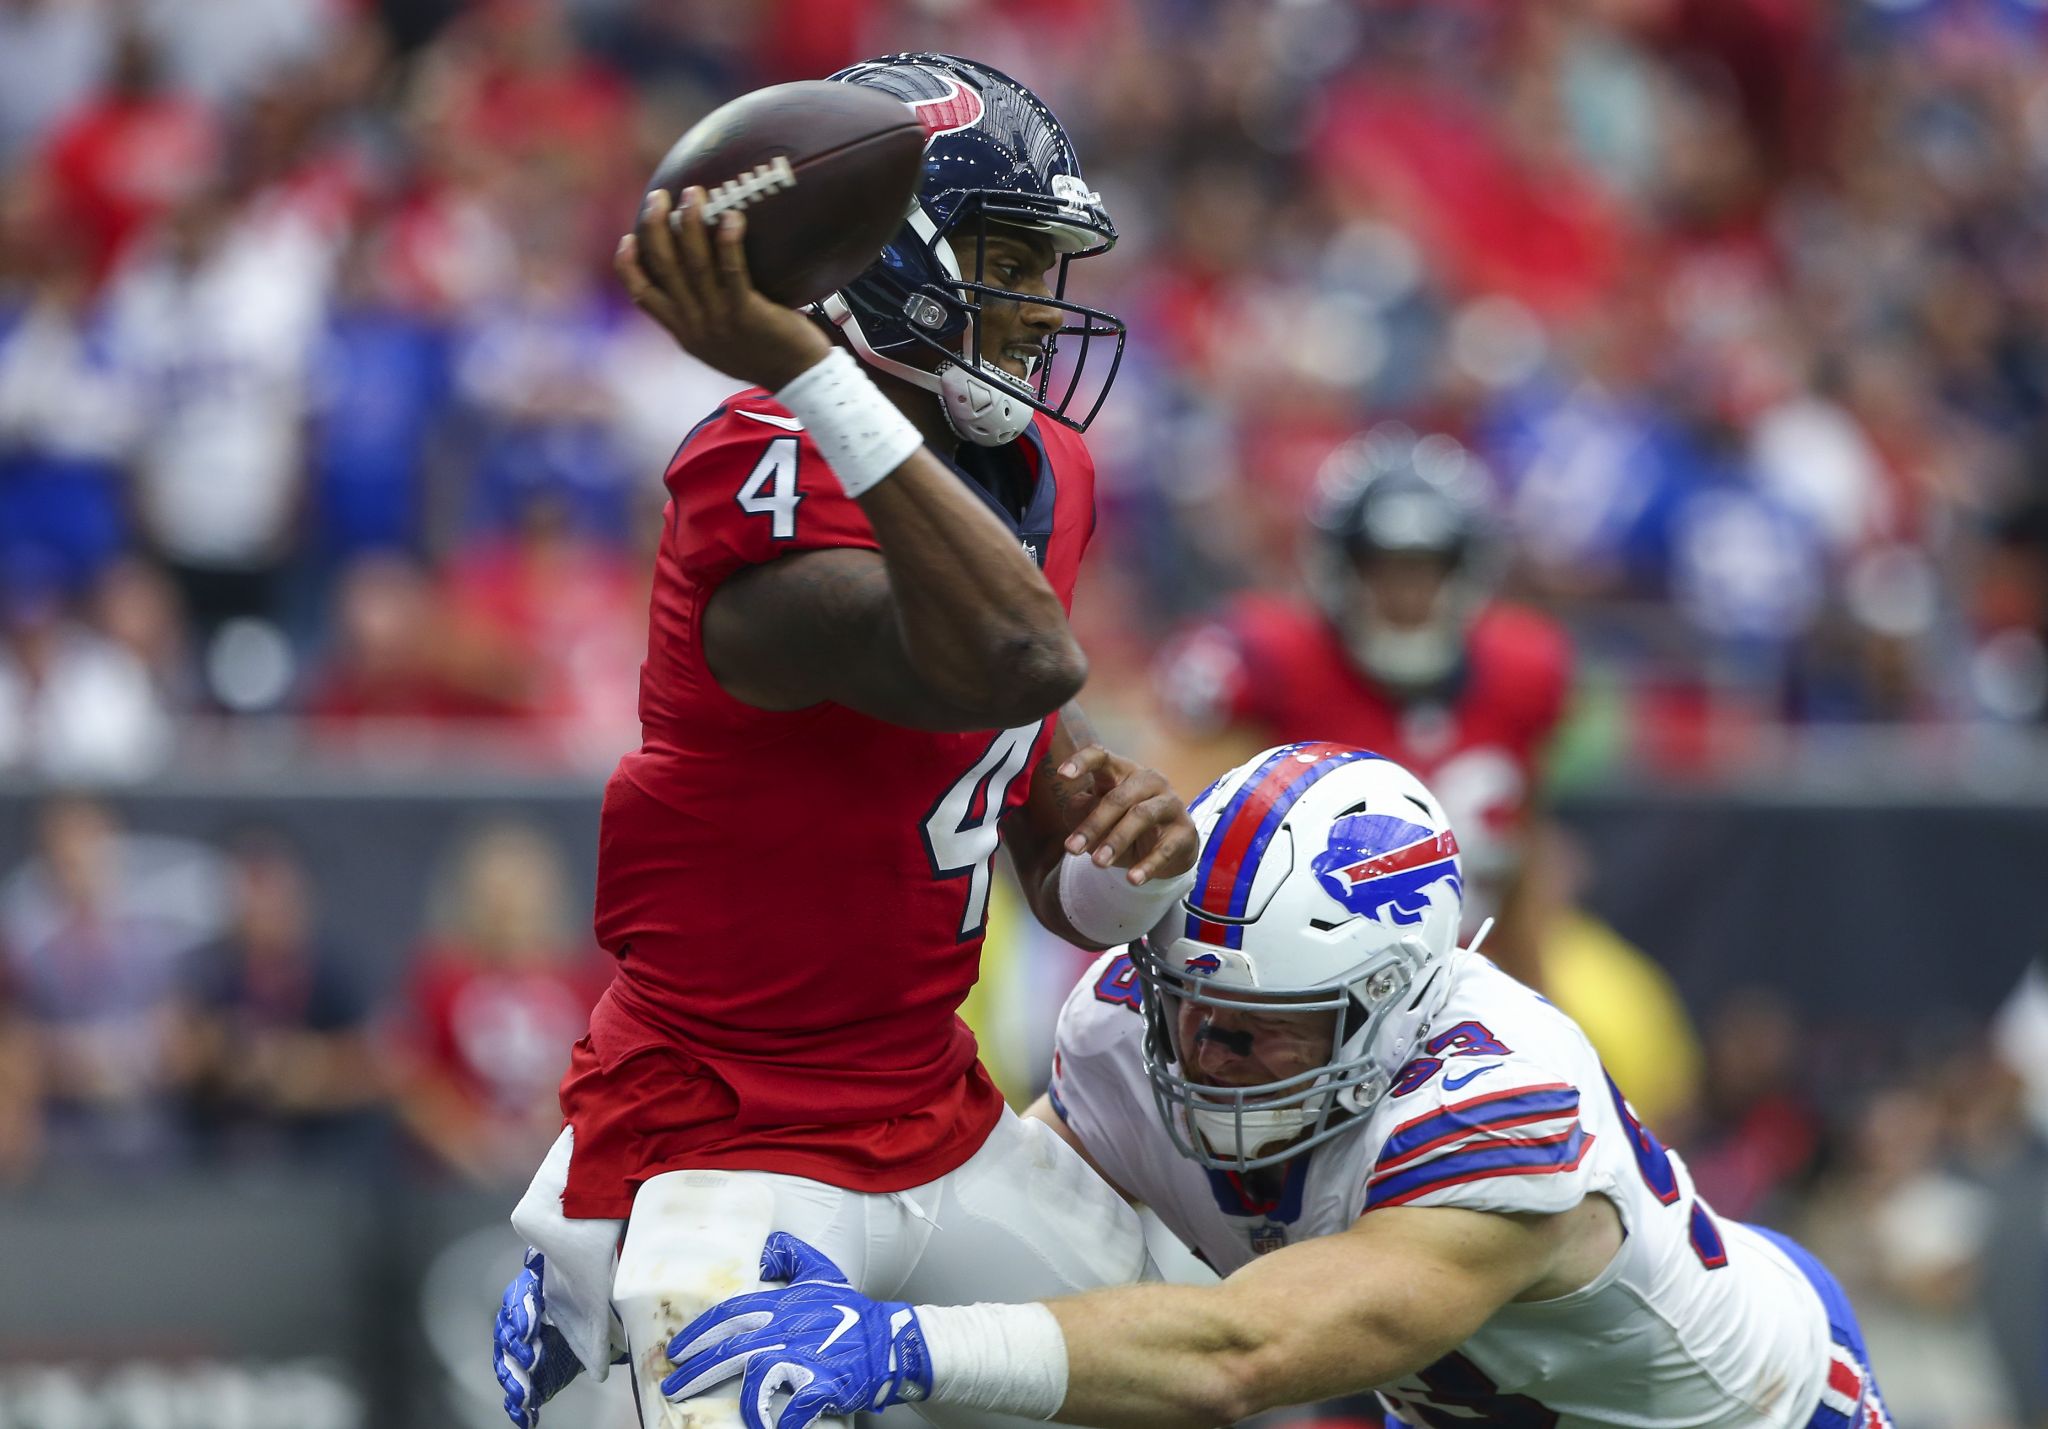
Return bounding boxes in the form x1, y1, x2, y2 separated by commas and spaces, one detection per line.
1040, 749, 1091, 829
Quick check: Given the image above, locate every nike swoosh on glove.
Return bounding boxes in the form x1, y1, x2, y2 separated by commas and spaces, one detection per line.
495, 1249, 599, 1427
661, 1233, 934, 1429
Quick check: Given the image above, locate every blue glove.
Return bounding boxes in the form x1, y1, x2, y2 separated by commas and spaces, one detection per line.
494, 1249, 594, 1428
661, 1233, 934, 1429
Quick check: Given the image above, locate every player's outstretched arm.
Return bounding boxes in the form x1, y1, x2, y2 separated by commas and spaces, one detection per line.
662, 1207, 1573, 1429
1045, 1206, 1565, 1429
622, 191, 1085, 731
1000, 705, 1198, 949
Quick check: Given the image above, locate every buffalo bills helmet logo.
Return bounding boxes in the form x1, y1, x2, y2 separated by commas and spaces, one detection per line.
1309, 815, 1460, 927
1183, 952, 1223, 977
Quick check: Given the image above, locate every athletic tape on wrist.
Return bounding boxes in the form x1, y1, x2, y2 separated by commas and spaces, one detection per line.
915, 1302, 1069, 1420
774, 348, 923, 499
1059, 852, 1197, 948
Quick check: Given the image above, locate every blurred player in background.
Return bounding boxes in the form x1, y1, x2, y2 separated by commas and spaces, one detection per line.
493, 54, 1197, 1429
1154, 425, 1700, 1131
662, 746, 1890, 1429
1154, 426, 1565, 984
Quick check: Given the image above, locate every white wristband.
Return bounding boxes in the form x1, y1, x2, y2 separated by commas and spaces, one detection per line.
1059, 851, 1196, 947
916, 1301, 1069, 1420
773, 348, 923, 499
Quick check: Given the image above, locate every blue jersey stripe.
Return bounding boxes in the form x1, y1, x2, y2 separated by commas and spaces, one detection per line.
1368, 1125, 1591, 1207
1377, 1086, 1583, 1168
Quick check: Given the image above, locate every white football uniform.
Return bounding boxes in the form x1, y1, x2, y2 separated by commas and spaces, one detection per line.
1051, 951, 1867, 1429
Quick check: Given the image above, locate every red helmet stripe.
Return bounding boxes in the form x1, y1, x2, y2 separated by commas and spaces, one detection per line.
1332, 829, 1460, 887
910, 78, 985, 142
1189, 741, 1358, 944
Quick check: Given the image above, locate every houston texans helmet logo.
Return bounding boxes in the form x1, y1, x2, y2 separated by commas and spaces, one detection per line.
908, 77, 985, 142
1309, 815, 1461, 927
1183, 952, 1223, 977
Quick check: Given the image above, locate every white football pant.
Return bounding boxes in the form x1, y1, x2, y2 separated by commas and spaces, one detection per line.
614, 1106, 1153, 1429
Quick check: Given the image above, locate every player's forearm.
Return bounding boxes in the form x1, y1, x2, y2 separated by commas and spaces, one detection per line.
1004, 713, 1100, 945
1042, 1274, 1452, 1428
857, 456, 1085, 724
927, 1228, 1506, 1429
1006, 715, 1199, 948
1044, 1281, 1274, 1429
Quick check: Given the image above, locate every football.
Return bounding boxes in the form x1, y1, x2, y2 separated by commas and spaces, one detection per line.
646, 80, 927, 308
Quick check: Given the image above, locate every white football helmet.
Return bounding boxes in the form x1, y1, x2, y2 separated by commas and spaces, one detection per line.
1135, 743, 1465, 1173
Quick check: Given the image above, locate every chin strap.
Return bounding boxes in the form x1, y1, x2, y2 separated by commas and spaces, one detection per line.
816, 292, 1033, 448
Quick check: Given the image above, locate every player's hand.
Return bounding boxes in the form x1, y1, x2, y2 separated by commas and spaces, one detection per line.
1057, 745, 1199, 886
661, 1233, 932, 1429
616, 188, 833, 392
494, 1249, 593, 1428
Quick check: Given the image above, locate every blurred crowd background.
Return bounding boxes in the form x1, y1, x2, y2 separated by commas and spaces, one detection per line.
6, 0, 2048, 779
1, 1, 2046, 1427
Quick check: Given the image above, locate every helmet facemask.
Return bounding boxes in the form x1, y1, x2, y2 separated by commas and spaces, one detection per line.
823, 195, 1125, 446
1131, 741, 1469, 1177
1134, 931, 1450, 1174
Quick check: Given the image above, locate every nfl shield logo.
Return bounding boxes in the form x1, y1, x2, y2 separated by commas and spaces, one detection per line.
1249, 1224, 1288, 1255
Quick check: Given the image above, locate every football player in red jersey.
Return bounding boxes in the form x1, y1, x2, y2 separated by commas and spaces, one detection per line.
1154, 426, 1571, 986
491, 56, 1199, 1429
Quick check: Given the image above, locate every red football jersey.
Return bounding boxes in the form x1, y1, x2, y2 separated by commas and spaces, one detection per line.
1156, 595, 1571, 911
561, 389, 1096, 1217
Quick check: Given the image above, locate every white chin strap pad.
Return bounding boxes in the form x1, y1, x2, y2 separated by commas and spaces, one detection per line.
1189, 1102, 1315, 1161
939, 361, 1034, 447
819, 291, 1035, 449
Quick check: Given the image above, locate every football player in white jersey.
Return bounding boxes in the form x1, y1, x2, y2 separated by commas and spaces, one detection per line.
656, 742, 1891, 1429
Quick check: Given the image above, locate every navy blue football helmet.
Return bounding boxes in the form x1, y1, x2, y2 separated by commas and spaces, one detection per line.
822, 54, 1125, 446
1307, 425, 1499, 691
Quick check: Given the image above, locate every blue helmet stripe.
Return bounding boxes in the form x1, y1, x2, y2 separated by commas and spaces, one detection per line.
1185, 745, 1381, 949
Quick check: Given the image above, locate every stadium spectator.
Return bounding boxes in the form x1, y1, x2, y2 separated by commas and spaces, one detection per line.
1799, 1079, 2021, 1429
0, 960, 37, 1184
89, 555, 199, 718
31, 20, 218, 285
131, 0, 353, 110
306, 238, 455, 568
1682, 988, 1824, 1224
99, 172, 332, 650
302, 550, 535, 734
0, 796, 227, 1171
451, 217, 639, 545
437, 493, 645, 762
0, 0, 112, 168
0, 570, 173, 781
392, 819, 606, 1186
0, 206, 133, 597
180, 830, 385, 1166
1983, 961, 2048, 1426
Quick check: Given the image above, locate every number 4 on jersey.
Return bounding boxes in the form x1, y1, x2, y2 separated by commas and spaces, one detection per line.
924, 723, 1041, 939
736, 437, 802, 539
